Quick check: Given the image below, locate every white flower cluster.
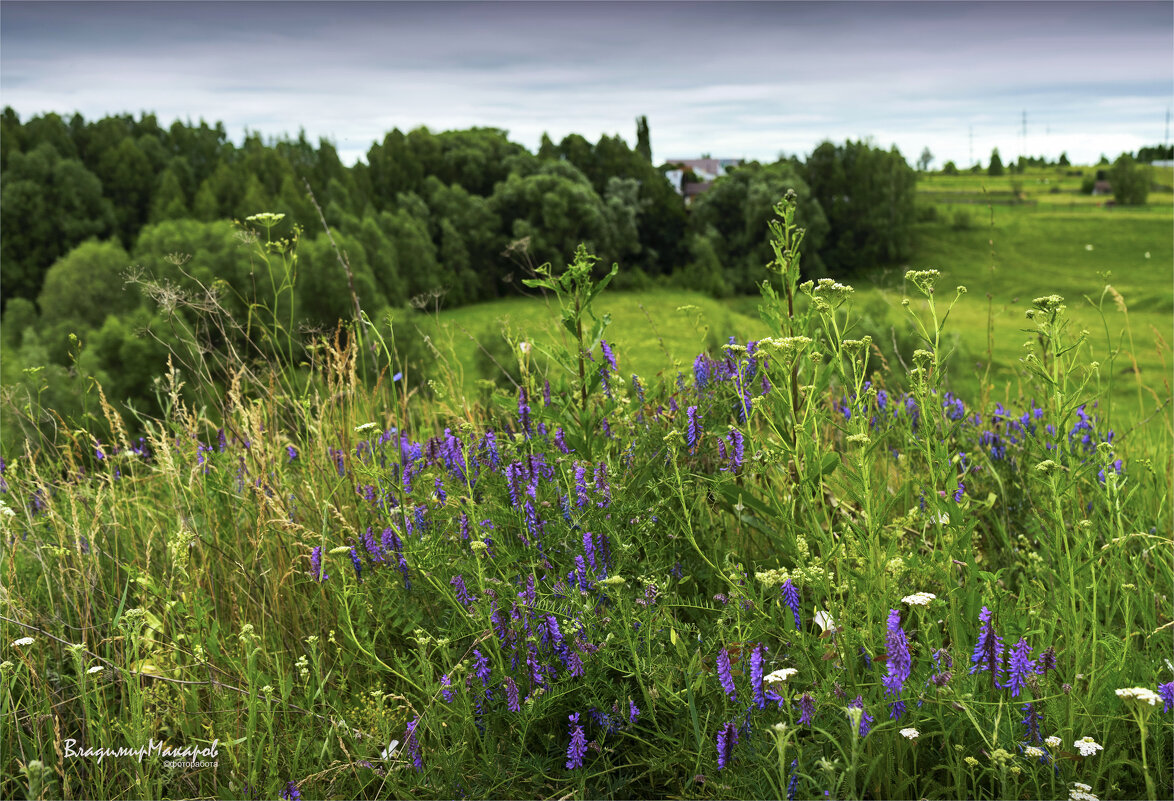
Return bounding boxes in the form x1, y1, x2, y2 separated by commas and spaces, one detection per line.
1074, 736, 1103, 757
763, 668, 798, 684
1115, 686, 1161, 706
1070, 782, 1098, 801
899, 728, 919, 740
12, 637, 34, 647
902, 592, 937, 606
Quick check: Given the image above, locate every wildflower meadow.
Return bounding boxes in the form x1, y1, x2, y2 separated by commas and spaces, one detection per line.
1, 195, 1171, 800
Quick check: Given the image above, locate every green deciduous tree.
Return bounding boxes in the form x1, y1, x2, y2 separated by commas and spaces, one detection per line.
37, 239, 136, 331
1110, 153, 1150, 205
804, 140, 915, 277
1, 143, 117, 305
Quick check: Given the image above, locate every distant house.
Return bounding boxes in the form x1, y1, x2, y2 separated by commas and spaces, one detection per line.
1092, 180, 1112, 196
683, 181, 714, 205
662, 157, 742, 202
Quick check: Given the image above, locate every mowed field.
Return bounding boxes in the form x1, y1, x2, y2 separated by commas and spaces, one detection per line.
435, 168, 1173, 431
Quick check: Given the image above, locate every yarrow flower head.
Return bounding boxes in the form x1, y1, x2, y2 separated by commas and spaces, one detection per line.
765, 668, 798, 685
1073, 736, 1103, 757
1115, 686, 1162, 707
12, 637, 34, 647
902, 592, 936, 606
899, 727, 919, 740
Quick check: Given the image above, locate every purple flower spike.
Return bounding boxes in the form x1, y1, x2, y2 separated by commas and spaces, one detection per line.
687, 405, 701, 454
796, 693, 816, 726
883, 609, 911, 718
850, 695, 874, 737
1005, 638, 1040, 697
280, 781, 302, 801
750, 644, 765, 710
969, 606, 1005, 687
717, 647, 736, 701
566, 713, 588, 769
1158, 681, 1174, 713
781, 580, 801, 630
715, 722, 738, 770
505, 676, 520, 712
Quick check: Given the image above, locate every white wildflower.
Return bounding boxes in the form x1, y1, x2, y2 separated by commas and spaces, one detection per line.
902, 592, 937, 606
813, 610, 837, 633
1070, 782, 1099, 801
12, 637, 34, 647
764, 668, 798, 684
1084, 244, 1094, 251
1074, 736, 1103, 757
899, 727, 919, 740
1115, 686, 1161, 706
1023, 745, 1045, 759
86, 665, 103, 674
354, 422, 379, 434
1045, 735, 1061, 748
381, 739, 400, 761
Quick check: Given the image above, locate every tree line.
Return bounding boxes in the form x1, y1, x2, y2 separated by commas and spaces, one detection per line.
0, 108, 918, 433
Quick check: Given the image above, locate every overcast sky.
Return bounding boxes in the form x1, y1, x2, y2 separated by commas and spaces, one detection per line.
2, 1, 1171, 168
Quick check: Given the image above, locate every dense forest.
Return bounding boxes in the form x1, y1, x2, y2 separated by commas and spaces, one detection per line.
0, 108, 917, 437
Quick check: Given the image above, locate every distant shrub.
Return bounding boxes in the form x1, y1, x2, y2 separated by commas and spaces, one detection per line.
951, 208, 974, 230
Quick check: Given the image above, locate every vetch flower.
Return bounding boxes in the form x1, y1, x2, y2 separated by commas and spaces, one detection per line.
850, 695, 874, 737
404, 716, 422, 770
899, 727, 919, 740
566, 713, 588, 769
883, 609, 912, 719
715, 721, 738, 769
796, 693, 816, 726
781, 580, 802, 630
969, 606, 1005, 686
1073, 736, 1103, 757
686, 405, 701, 454
1158, 681, 1174, 713
279, 781, 302, 801
1020, 702, 1043, 744
750, 644, 765, 709
1005, 638, 1040, 697
717, 647, 736, 701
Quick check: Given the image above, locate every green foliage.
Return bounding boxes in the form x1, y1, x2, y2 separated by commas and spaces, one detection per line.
941, 160, 959, 175
804, 140, 916, 276
0, 142, 116, 304
37, 239, 136, 331
988, 148, 1004, 176
1110, 153, 1151, 205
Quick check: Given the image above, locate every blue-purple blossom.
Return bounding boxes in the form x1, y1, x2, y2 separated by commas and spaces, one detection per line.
717, 647, 736, 701
796, 693, 816, 726
1020, 702, 1043, 744
629, 699, 640, 722
1005, 638, 1040, 697
566, 713, 588, 769
715, 722, 738, 770
575, 463, 589, 507
850, 695, 874, 737
883, 609, 911, 719
781, 580, 802, 630
787, 759, 798, 801
440, 673, 453, 703
405, 715, 422, 771
309, 546, 328, 582
450, 575, 475, 608
727, 429, 745, 472
687, 405, 701, 453
1158, 681, 1174, 713
505, 676, 520, 712
750, 644, 765, 710
969, 606, 1005, 686
517, 388, 532, 437
349, 548, 362, 581
280, 781, 302, 801
473, 649, 491, 688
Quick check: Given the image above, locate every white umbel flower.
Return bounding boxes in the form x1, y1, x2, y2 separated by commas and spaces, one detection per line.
87, 665, 104, 674
899, 728, 919, 740
1115, 686, 1161, 706
12, 637, 34, 647
764, 668, 798, 684
1044, 735, 1061, 748
902, 592, 936, 606
1074, 736, 1103, 757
